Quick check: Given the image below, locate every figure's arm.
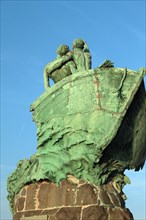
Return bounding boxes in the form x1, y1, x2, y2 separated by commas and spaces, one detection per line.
84, 52, 92, 70
45, 52, 73, 75
44, 68, 50, 90
43, 52, 73, 89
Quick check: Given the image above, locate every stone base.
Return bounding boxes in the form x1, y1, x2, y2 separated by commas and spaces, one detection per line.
13, 178, 133, 220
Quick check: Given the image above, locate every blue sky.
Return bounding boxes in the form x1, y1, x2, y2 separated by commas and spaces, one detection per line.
1, 1, 146, 219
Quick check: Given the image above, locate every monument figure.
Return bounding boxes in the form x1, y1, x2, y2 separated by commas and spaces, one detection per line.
7, 39, 146, 220
44, 44, 76, 89
72, 38, 92, 70
44, 39, 92, 90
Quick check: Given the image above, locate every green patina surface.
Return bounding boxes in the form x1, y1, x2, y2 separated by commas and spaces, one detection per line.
7, 67, 146, 212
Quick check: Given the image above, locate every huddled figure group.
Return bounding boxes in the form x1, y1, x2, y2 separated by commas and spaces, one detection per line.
44, 38, 92, 89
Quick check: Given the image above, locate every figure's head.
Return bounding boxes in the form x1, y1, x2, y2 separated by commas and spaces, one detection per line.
57, 45, 70, 56
72, 38, 85, 49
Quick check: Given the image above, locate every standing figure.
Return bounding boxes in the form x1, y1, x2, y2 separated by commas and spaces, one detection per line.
72, 38, 92, 71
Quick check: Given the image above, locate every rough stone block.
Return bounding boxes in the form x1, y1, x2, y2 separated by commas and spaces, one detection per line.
82, 205, 108, 220
76, 184, 97, 205
55, 207, 81, 220
38, 180, 77, 209
109, 207, 133, 220
21, 188, 27, 197
99, 189, 113, 206
108, 193, 120, 207
37, 182, 50, 209
25, 183, 38, 210
17, 197, 25, 211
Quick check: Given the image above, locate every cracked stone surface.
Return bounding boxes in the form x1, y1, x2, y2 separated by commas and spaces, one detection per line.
13, 179, 133, 220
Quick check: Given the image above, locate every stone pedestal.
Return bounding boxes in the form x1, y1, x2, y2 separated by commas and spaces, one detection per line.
13, 178, 133, 220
